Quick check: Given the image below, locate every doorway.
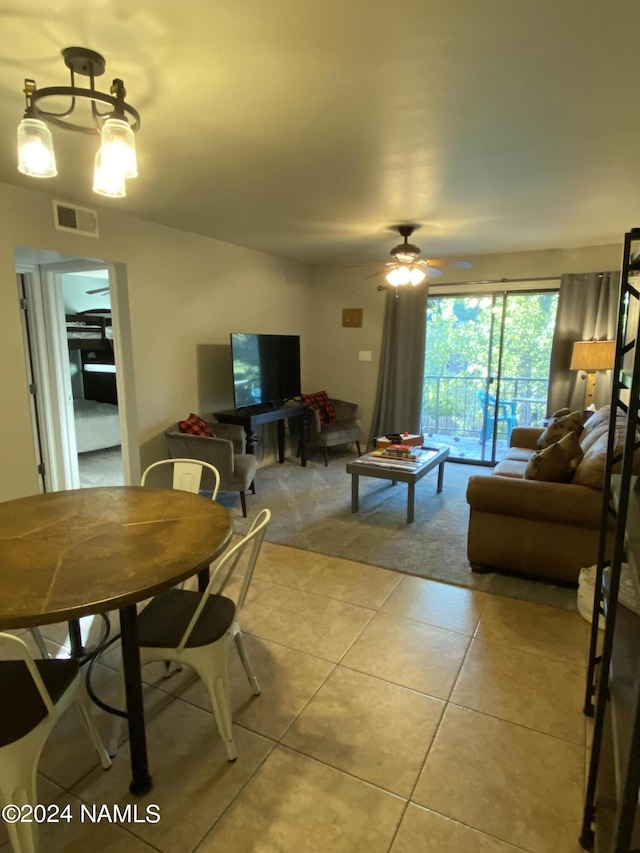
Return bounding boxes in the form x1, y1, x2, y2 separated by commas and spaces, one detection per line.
422, 288, 559, 463
15, 248, 139, 491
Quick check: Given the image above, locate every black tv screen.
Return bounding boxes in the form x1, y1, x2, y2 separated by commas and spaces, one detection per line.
230, 333, 301, 408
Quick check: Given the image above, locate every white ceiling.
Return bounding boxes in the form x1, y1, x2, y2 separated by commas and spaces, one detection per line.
2, 0, 640, 267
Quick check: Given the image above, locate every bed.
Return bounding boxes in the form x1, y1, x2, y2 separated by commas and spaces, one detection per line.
73, 398, 121, 454
66, 311, 114, 350
67, 310, 121, 452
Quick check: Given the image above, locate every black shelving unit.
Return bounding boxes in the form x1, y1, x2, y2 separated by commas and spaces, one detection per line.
580, 227, 640, 852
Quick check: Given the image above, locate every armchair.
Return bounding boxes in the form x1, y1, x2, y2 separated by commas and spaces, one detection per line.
165, 421, 258, 516
302, 393, 362, 465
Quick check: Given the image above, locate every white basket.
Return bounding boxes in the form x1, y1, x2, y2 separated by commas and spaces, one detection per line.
577, 565, 605, 629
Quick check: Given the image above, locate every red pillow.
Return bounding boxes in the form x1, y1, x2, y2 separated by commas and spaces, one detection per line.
178, 414, 216, 437
301, 391, 337, 424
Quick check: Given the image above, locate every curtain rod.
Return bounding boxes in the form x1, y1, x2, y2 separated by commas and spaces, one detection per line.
431, 274, 561, 287
377, 275, 560, 291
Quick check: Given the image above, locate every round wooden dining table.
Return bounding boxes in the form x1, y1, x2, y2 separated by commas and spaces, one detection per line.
0, 486, 233, 794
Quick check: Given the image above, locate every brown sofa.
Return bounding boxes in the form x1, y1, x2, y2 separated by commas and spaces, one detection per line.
465, 406, 622, 584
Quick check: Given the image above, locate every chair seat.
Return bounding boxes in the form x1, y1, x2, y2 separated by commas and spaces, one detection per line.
0, 658, 79, 747
136, 588, 236, 648
225, 453, 259, 491
318, 422, 361, 447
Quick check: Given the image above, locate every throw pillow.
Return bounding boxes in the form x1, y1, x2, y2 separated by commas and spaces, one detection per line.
301, 391, 337, 424
537, 410, 583, 448
178, 413, 216, 437
525, 431, 584, 482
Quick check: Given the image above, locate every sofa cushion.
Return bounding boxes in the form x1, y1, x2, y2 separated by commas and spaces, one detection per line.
301, 391, 337, 424
579, 406, 611, 454
537, 410, 583, 448
525, 431, 584, 483
573, 416, 629, 489
178, 413, 216, 437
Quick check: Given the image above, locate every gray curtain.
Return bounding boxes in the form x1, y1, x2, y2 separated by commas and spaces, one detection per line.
547, 271, 620, 414
369, 287, 428, 443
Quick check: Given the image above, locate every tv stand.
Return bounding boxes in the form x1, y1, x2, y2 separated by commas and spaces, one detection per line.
214, 402, 308, 466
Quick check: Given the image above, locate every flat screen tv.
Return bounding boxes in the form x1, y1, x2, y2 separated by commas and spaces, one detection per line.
230, 333, 301, 409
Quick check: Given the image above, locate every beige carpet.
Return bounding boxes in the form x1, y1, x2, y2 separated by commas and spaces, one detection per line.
224, 450, 578, 611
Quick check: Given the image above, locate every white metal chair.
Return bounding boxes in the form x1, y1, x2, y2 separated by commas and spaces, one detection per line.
29, 629, 51, 660
141, 459, 223, 674
0, 633, 111, 853
109, 508, 270, 761
141, 457, 221, 499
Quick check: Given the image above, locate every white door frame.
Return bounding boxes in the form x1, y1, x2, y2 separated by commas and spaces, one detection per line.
16, 255, 139, 490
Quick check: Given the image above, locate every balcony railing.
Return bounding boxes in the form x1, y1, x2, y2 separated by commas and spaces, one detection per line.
422, 375, 549, 439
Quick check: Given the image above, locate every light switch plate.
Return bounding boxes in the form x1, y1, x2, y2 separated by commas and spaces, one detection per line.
359, 350, 372, 361
342, 308, 363, 328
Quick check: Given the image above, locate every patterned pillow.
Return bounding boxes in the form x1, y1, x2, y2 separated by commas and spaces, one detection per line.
301, 391, 337, 424
525, 431, 584, 482
178, 413, 216, 437
537, 410, 583, 448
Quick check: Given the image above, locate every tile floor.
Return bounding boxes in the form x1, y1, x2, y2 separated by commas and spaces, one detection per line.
0, 540, 592, 853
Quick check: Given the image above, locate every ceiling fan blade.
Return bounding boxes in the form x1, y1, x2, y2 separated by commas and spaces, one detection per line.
86, 286, 110, 295
423, 259, 472, 269
425, 266, 443, 278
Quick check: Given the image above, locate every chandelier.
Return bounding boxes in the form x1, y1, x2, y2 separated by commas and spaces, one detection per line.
17, 47, 140, 198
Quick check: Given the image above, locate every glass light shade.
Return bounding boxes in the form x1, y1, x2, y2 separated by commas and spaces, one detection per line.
410, 267, 426, 285
386, 268, 402, 286
386, 265, 412, 286
17, 117, 57, 177
100, 117, 138, 179
93, 149, 126, 198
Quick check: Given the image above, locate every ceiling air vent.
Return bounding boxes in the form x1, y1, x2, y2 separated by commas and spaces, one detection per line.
52, 200, 99, 238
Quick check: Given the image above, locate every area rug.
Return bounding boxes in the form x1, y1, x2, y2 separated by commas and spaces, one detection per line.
224, 452, 578, 611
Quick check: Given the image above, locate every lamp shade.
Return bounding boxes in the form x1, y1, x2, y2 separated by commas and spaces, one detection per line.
17, 117, 57, 178
100, 117, 138, 179
570, 341, 616, 372
386, 264, 426, 287
93, 149, 126, 198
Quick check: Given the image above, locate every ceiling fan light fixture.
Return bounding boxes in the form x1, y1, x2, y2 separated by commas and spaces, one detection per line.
410, 267, 426, 285
16, 47, 140, 197
386, 265, 413, 286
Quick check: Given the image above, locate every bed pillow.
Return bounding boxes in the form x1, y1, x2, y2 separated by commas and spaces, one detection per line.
525, 431, 584, 482
537, 410, 583, 448
301, 391, 337, 424
178, 413, 216, 437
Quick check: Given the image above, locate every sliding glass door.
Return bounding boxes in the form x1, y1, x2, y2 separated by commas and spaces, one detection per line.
422, 289, 558, 463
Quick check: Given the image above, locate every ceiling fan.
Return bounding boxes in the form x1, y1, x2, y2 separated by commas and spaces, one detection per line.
346, 225, 471, 287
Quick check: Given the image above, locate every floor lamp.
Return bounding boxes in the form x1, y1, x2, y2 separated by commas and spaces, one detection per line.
570, 340, 616, 409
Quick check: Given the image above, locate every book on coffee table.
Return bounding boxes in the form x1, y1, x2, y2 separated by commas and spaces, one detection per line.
355, 449, 437, 469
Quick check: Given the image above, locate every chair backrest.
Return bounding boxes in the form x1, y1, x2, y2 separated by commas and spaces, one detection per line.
176, 508, 271, 652
165, 425, 235, 483
477, 389, 495, 407
0, 633, 56, 717
141, 458, 221, 500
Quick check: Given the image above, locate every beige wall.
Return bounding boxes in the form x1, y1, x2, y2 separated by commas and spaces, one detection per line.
0, 181, 313, 501
310, 243, 623, 441
0, 177, 625, 502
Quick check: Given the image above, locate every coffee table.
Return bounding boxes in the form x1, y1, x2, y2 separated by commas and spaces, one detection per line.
346, 446, 450, 523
